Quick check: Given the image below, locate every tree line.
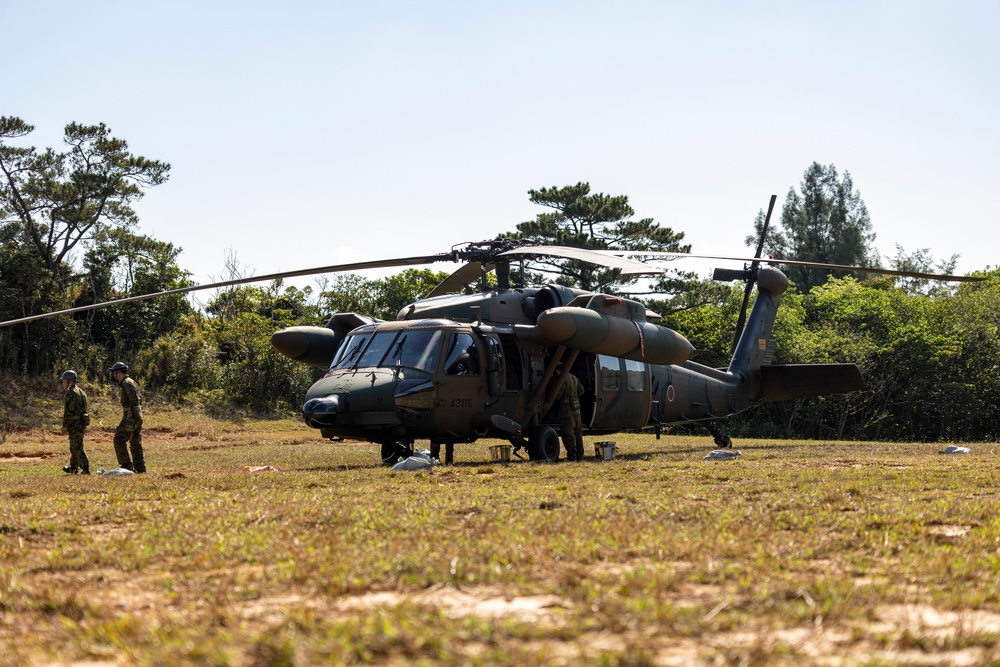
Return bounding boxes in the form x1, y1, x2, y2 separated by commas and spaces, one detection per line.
2, 117, 996, 441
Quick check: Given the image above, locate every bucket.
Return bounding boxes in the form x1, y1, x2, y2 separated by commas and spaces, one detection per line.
489, 444, 512, 463
595, 441, 617, 461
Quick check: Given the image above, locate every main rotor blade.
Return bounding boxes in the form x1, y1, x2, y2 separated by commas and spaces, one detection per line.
0, 253, 454, 328
597, 251, 984, 283
751, 194, 777, 264
731, 194, 778, 353
425, 261, 496, 298
500, 245, 665, 275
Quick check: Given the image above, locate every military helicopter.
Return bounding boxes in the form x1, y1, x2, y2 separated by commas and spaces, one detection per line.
263, 197, 981, 463
0, 196, 980, 463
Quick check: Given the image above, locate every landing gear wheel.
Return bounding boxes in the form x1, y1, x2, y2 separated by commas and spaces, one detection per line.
527, 425, 561, 462
381, 442, 413, 466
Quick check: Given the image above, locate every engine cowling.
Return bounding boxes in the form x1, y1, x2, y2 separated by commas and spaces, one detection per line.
522, 306, 695, 365
270, 326, 342, 368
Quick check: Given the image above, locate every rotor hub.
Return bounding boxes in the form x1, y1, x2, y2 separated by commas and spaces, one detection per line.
450, 239, 528, 264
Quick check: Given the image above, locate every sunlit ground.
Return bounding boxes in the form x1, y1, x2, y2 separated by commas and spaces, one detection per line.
2, 416, 999, 665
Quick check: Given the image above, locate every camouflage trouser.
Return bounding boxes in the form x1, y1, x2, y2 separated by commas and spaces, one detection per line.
559, 412, 584, 461
114, 418, 145, 473
430, 442, 454, 464
68, 426, 89, 472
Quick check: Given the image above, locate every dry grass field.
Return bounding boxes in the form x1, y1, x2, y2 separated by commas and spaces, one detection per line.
2, 386, 1000, 665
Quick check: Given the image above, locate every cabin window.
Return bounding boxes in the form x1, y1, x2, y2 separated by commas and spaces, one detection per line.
625, 359, 645, 391
500, 336, 523, 390
484, 336, 506, 394
598, 355, 620, 391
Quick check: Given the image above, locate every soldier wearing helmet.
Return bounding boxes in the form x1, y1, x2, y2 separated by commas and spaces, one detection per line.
109, 362, 145, 473
60, 370, 90, 474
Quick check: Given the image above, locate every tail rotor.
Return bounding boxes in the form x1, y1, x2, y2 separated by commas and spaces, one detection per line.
714, 194, 777, 353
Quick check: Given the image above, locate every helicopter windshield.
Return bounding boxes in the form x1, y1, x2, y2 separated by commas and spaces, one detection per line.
330, 330, 374, 369
331, 329, 443, 372
383, 330, 443, 371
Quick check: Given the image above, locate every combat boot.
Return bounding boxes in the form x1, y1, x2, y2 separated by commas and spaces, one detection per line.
81, 467, 90, 475
62, 466, 78, 474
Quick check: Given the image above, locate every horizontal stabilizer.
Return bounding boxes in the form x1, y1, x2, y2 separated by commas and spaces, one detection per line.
759, 364, 866, 402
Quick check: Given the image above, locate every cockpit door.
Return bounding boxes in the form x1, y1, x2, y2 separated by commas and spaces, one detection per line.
434, 331, 488, 434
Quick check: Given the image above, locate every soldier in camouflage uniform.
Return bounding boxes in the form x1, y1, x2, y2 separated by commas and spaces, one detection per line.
556, 366, 585, 461
109, 362, 145, 473
61, 370, 90, 474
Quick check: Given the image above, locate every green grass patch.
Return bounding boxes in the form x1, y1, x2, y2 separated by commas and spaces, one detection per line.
2, 417, 1000, 665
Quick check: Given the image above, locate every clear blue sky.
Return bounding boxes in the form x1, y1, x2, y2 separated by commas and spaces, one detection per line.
4, 0, 997, 290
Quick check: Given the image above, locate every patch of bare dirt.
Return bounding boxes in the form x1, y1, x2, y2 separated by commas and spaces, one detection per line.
238, 592, 323, 625
0, 421, 36, 433
926, 523, 972, 542
11, 565, 1000, 666
876, 604, 1000, 636
331, 584, 572, 623
823, 459, 865, 469
0, 450, 59, 462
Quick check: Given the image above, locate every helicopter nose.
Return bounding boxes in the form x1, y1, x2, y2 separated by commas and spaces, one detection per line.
302, 394, 339, 428
301, 370, 402, 432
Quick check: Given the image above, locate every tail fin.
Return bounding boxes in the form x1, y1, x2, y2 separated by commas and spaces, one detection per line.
726, 264, 866, 401
727, 265, 788, 381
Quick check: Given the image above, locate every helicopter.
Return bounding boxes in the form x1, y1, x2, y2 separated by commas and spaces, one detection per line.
270, 240, 856, 464
0, 196, 981, 464
264, 196, 982, 463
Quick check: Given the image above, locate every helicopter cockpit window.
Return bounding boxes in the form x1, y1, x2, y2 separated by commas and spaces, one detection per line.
444, 332, 480, 376
383, 330, 443, 372
331, 329, 444, 372
353, 331, 397, 369
331, 331, 374, 369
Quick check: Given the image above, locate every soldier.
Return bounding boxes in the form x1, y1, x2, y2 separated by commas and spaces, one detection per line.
109, 362, 145, 473
555, 365, 585, 461
430, 441, 454, 465
60, 370, 90, 474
